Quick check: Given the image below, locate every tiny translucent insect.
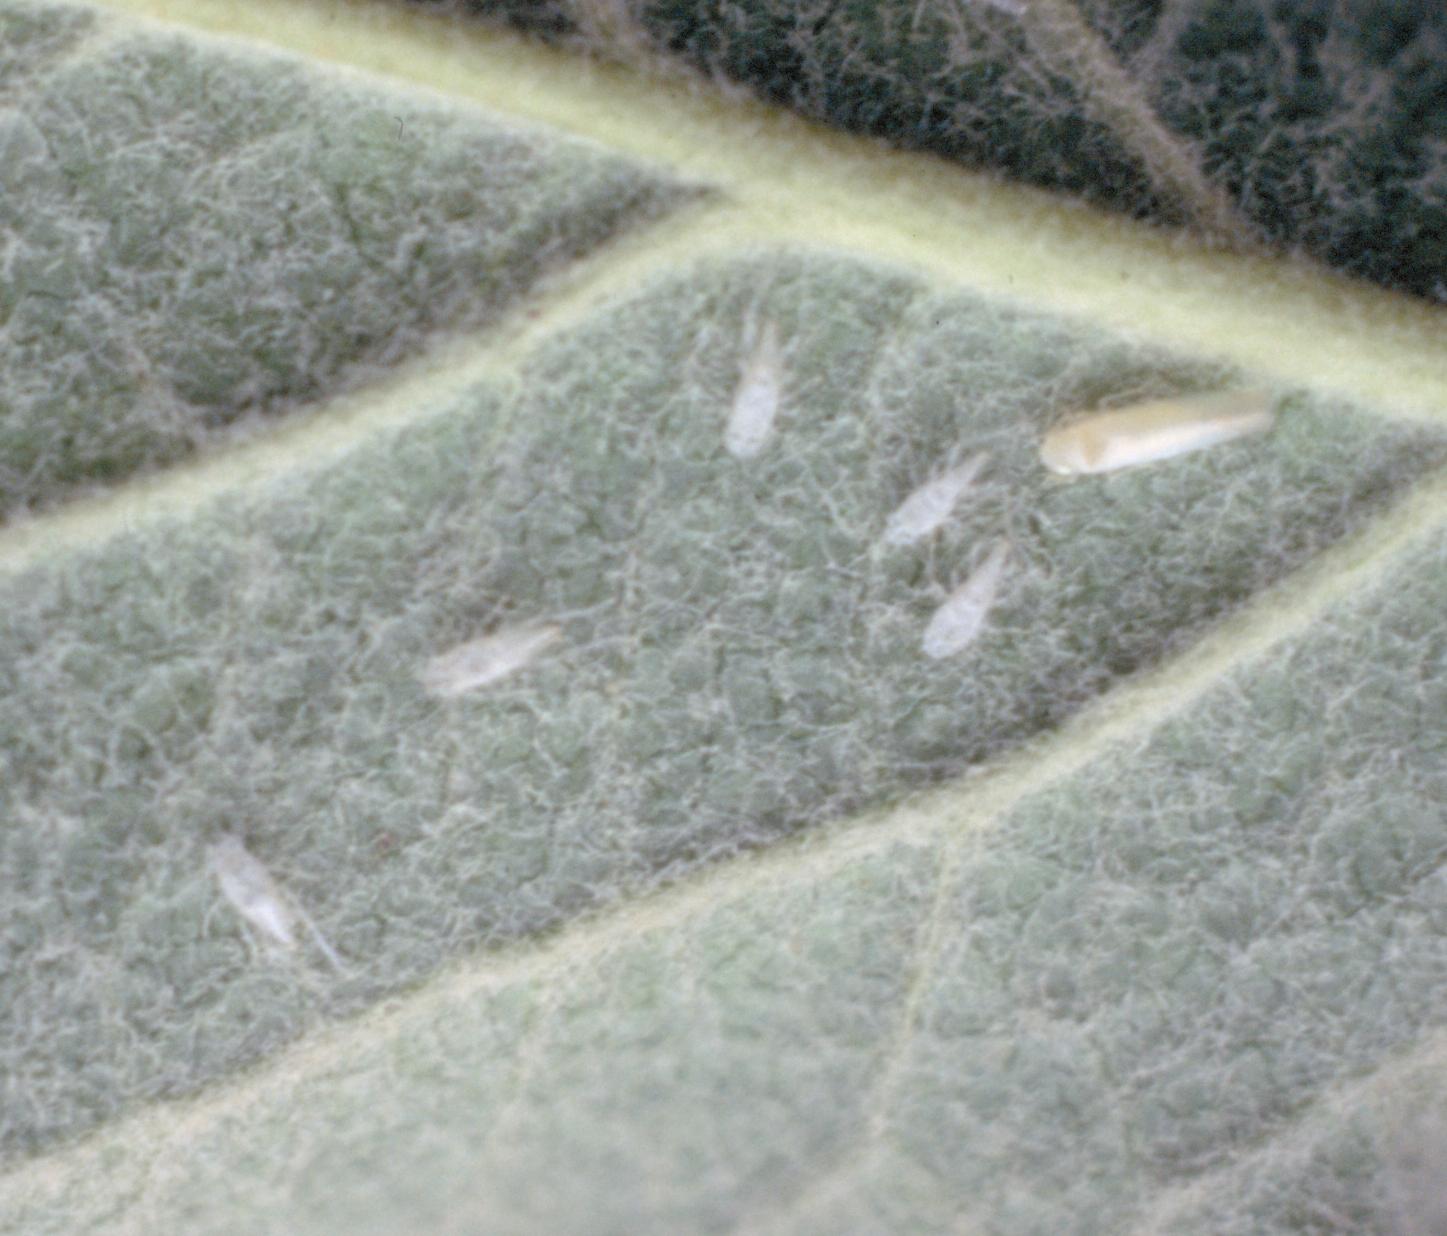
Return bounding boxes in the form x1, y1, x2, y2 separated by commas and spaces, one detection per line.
922, 541, 1011, 659
882, 452, 990, 547
1040, 389, 1275, 476
208, 835, 343, 972
421, 622, 561, 698
724, 318, 783, 459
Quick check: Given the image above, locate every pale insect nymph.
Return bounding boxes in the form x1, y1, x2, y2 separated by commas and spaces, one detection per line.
724, 317, 783, 459
1040, 389, 1275, 476
208, 834, 344, 972
921, 541, 1011, 659
421, 621, 561, 698
882, 452, 990, 547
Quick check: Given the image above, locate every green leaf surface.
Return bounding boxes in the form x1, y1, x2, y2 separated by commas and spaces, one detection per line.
1, 0, 1445, 1232
0, 0, 690, 515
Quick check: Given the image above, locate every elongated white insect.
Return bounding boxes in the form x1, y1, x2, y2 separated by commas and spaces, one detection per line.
882, 452, 990, 547
922, 541, 1011, 659
724, 318, 783, 459
1040, 389, 1275, 476
208, 835, 344, 972
421, 622, 561, 698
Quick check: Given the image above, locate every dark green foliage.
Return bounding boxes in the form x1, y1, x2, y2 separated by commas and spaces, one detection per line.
644, 0, 1176, 219
1143, 0, 1447, 300
402, 0, 578, 40
417, 0, 1447, 302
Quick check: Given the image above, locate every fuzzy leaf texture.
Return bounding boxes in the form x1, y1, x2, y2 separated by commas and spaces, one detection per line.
0, 1, 1445, 1233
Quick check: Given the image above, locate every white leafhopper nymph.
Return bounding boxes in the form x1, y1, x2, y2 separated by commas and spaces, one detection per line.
724, 318, 783, 459
421, 621, 561, 698
882, 452, 990, 547
1040, 389, 1275, 475
208, 835, 344, 972
922, 541, 1011, 659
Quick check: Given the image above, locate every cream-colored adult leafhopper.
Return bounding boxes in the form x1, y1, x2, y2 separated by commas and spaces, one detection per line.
921, 541, 1011, 659
421, 622, 561, 698
1040, 389, 1275, 475
724, 318, 783, 459
208, 835, 344, 972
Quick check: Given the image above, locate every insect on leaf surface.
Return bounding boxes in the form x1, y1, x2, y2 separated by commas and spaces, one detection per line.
421, 622, 562, 698
922, 541, 1011, 659
724, 319, 783, 459
209, 835, 344, 971
209, 835, 298, 950
1040, 389, 1276, 475
882, 453, 990, 546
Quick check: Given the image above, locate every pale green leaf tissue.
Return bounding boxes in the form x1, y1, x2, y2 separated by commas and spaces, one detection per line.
2, 0, 1445, 1233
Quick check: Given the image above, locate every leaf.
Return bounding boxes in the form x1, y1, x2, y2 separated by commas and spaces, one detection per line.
1, 1, 1445, 1232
